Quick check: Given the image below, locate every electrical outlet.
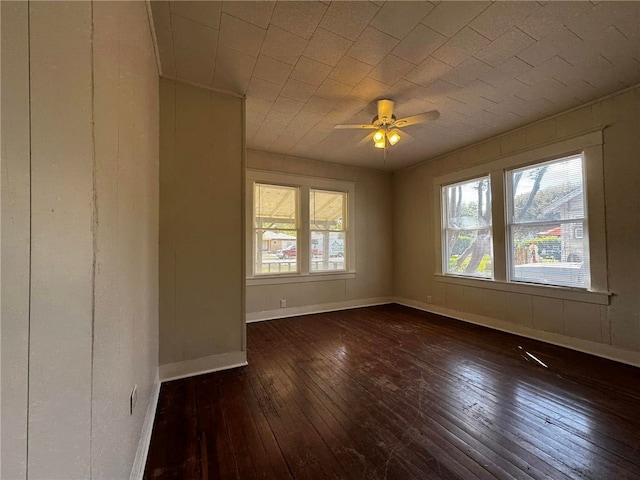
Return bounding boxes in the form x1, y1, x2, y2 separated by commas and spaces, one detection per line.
427, 296, 432, 304
130, 385, 137, 415
280, 298, 286, 308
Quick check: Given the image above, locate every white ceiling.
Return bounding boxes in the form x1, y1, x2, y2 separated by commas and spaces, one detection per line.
150, 1, 640, 171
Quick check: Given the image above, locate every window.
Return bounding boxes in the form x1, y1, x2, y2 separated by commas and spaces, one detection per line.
442, 177, 492, 278
310, 189, 347, 272
253, 183, 298, 275
247, 170, 355, 282
507, 155, 589, 288
435, 130, 607, 301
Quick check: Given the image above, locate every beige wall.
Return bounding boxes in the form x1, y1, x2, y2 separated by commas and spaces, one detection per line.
246, 150, 394, 318
394, 86, 640, 361
159, 78, 245, 374
1, 2, 30, 476
92, 2, 159, 478
1, 1, 159, 478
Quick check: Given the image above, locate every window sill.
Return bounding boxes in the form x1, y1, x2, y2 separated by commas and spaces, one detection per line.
247, 271, 356, 286
434, 273, 611, 305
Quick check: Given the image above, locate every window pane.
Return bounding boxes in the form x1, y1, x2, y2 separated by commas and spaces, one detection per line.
446, 229, 493, 277
510, 222, 588, 287
444, 177, 491, 229
254, 230, 297, 275
254, 183, 297, 230
310, 190, 345, 230
510, 156, 584, 223
508, 155, 589, 288
254, 182, 298, 276
310, 231, 345, 272
443, 176, 492, 278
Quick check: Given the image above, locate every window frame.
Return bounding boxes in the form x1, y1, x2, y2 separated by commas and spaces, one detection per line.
505, 155, 590, 289
246, 169, 355, 286
252, 183, 300, 276
441, 175, 494, 280
309, 188, 348, 274
433, 129, 610, 305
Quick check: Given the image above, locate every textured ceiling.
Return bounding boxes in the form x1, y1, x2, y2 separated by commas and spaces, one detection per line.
150, 1, 640, 171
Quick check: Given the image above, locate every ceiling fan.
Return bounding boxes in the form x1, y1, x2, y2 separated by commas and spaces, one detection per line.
334, 99, 440, 150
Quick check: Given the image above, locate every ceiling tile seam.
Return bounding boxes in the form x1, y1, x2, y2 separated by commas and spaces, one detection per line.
512, 25, 538, 43
611, 23, 632, 42
170, 11, 219, 33
264, 103, 320, 152
562, 25, 586, 43
222, 4, 276, 30
429, 31, 493, 69
377, 7, 441, 42
479, 95, 499, 106
419, 3, 491, 39
237, 21, 271, 95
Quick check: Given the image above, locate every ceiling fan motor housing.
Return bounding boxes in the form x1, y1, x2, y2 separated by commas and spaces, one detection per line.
372, 114, 396, 128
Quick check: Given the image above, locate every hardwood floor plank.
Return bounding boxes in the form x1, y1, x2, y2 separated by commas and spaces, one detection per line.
145, 305, 640, 479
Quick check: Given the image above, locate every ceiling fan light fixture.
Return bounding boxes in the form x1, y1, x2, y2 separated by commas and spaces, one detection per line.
374, 137, 386, 149
373, 129, 385, 143
388, 130, 401, 146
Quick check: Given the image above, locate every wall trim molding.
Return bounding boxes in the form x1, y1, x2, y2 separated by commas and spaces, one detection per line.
395, 297, 640, 368
159, 351, 248, 383
129, 371, 161, 480
246, 297, 394, 323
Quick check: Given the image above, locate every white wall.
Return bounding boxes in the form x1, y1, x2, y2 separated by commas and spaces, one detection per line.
394, 86, 640, 365
246, 150, 394, 320
159, 78, 245, 380
1, 1, 159, 478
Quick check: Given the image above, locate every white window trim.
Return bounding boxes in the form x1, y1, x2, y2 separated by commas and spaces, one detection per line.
433, 128, 610, 303
246, 169, 356, 286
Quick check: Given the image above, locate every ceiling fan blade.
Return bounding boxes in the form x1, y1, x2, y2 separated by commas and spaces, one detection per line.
357, 132, 375, 146
393, 110, 440, 128
396, 129, 415, 144
334, 124, 376, 130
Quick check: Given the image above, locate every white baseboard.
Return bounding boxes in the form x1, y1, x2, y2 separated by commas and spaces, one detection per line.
159, 350, 248, 383
395, 297, 640, 368
246, 297, 394, 323
130, 371, 161, 480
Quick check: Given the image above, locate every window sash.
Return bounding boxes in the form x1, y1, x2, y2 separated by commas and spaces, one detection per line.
442, 176, 493, 279
310, 189, 347, 273
253, 183, 300, 276
505, 155, 590, 289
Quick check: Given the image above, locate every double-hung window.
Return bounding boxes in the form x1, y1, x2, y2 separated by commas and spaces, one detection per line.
247, 170, 355, 281
436, 129, 607, 298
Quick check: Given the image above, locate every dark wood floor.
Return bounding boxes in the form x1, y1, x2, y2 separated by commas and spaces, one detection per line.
144, 304, 640, 479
